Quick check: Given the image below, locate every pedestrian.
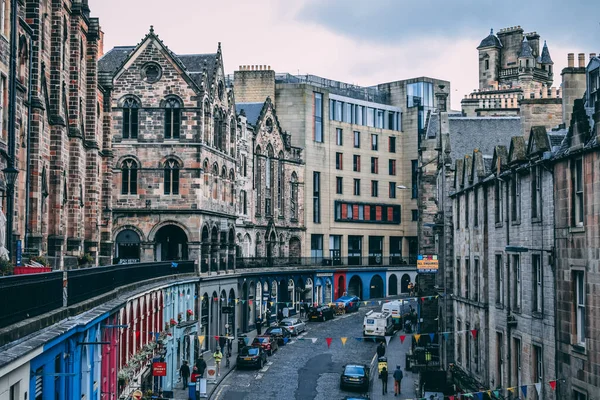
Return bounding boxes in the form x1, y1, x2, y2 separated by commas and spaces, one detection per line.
380, 366, 388, 395
277, 309, 284, 323
255, 316, 262, 335
393, 365, 403, 396
179, 360, 190, 389
303, 303, 309, 319
191, 366, 199, 383
219, 335, 227, 354
266, 309, 272, 326
227, 337, 233, 356
377, 341, 386, 358
195, 355, 207, 378
213, 348, 223, 377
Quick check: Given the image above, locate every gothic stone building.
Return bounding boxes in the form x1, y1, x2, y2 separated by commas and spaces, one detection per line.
99, 28, 238, 268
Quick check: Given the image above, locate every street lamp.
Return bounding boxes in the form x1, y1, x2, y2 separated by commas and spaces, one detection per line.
3, 166, 19, 263
397, 185, 408, 190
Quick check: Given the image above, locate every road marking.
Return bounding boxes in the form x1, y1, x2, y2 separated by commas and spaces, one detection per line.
213, 384, 229, 400
256, 373, 263, 380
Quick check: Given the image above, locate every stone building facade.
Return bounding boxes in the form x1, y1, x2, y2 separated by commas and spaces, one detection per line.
450, 125, 563, 398
100, 28, 238, 268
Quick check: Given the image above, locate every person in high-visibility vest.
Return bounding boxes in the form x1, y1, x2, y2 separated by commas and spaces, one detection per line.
213, 348, 223, 377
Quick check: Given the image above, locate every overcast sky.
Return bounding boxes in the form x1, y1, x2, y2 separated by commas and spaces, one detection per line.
91, 0, 596, 110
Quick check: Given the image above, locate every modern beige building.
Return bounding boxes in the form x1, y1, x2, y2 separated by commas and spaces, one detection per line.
234, 67, 449, 266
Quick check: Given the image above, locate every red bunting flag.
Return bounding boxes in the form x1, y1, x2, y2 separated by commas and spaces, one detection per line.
549, 380, 557, 391
249, 299, 253, 305
214, 336, 219, 341
326, 337, 332, 348
448, 396, 454, 400
399, 335, 406, 344
470, 329, 478, 339
421, 297, 426, 302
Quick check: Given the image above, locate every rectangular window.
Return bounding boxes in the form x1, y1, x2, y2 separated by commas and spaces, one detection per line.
242, 190, 247, 214
354, 179, 361, 196
389, 136, 396, 153
514, 338, 522, 388
474, 258, 479, 302
371, 181, 378, 197
533, 345, 543, 393
9, 382, 19, 400
354, 131, 360, 148
456, 320, 462, 364
336, 101, 343, 122
389, 182, 396, 199
0, 0, 5, 37
466, 322, 471, 370
367, 107, 375, 127
336, 177, 343, 194
35, 367, 43, 400
242, 155, 247, 177
496, 254, 504, 305
389, 159, 396, 175
313, 172, 321, 223
353, 155, 361, 172
574, 270, 586, 345
336, 152, 343, 170
533, 254, 542, 313
474, 187, 479, 226
355, 105, 364, 125
412, 209, 418, 221
572, 158, 584, 226
411, 160, 418, 198
456, 258, 462, 297
371, 134, 378, 151
345, 103, 352, 123
329, 235, 342, 260
465, 258, 470, 299
348, 236, 362, 265
336, 128, 343, 146
329, 99, 335, 120
371, 157, 379, 174
512, 254, 522, 311
456, 194, 461, 230
310, 234, 323, 261
531, 166, 541, 219
314, 92, 323, 142
465, 191, 470, 228
0, 75, 5, 141
495, 180, 503, 224
511, 174, 521, 222
496, 332, 504, 387
574, 390, 587, 400
376, 109, 384, 128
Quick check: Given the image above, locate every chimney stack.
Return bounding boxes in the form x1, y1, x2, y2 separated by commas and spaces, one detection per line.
591, 53, 597, 60
578, 53, 585, 68
568, 53, 574, 68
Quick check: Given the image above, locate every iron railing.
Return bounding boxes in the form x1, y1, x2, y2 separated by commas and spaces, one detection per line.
235, 255, 417, 269
0, 271, 63, 328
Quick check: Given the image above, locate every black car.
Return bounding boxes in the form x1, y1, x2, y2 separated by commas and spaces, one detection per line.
264, 326, 292, 345
308, 305, 335, 321
340, 364, 370, 392
236, 346, 267, 369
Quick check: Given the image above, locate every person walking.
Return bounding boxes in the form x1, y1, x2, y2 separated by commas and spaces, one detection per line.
179, 360, 190, 389
377, 341, 386, 358
393, 365, 403, 396
380, 366, 389, 395
195, 355, 207, 378
213, 348, 223, 377
255, 316, 262, 335
219, 335, 227, 354
265, 309, 272, 326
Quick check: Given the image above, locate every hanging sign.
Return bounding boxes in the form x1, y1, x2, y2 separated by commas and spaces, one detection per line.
417, 254, 438, 273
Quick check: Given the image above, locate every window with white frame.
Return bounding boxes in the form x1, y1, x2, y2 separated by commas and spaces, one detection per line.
533, 254, 542, 313
496, 254, 504, 305
531, 165, 541, 219
336, 128, 343, 146
572, 158, 584, 226
511, 174, 521, 222
512, 254, 521, 311
574, 270, 586, 345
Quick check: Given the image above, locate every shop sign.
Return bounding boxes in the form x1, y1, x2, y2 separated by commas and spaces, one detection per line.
417, 254, 439, 273
152, 362, 167, 376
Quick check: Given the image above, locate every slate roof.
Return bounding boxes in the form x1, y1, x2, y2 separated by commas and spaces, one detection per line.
519, 38, 534, 58
539, 41, 553, 64
236, 102, 264, 126
98, 46, 135, 73
478, 29, 502, 49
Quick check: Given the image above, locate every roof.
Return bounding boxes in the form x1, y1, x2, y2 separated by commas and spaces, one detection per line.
477, 29, 502, 49
539, 41, 553, 64
519, 38, 534, 58
98, 46, 135, 73
236, 102, 264, 126
178, 53, 218, 87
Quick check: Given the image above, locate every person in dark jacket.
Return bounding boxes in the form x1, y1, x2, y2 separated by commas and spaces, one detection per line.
393, 365, 403, 396
277, 309, 284, 323
380, 366, 388, 395
195, 355, 207, 378
256, 316, 262, 335
179, 360, 190, 389
377, 342, 386, 358
219, 335, 227, 354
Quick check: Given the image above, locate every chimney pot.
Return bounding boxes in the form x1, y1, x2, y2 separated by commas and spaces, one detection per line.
591, 53, 597, 60
568, 53, 574, 68
578, 53, 585, 68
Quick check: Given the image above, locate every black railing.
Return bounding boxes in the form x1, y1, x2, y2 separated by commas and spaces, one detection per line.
235, 255, 417, 269
0, 271, 63, 329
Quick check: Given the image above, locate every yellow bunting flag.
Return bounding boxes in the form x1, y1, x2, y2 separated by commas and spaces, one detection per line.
270, 302, 273, 307
413, 334, 421, 343
235, 299, 239, 304
198, 335, 205, 346
507, 387, 516, 394
341, 337, 348, 346
364, 301, 368, 306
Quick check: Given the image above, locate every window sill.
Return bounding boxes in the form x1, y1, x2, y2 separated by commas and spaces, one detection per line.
532, 311, 544, 319
531, 217, 542, 224
571, 343, 586, 355
495, 222, 503, 228
569, 226, 585, 234
511, 220, 521, 226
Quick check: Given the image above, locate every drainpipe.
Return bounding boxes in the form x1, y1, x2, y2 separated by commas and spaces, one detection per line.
505, 177, 512, 394
24, 16, 34, 253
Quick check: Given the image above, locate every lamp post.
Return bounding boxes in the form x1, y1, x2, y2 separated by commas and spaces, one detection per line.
3, 166, 19, 263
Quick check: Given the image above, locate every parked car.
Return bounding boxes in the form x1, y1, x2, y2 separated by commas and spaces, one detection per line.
251, 335, 279, 355
264, 326, 292, 345
279, 317, 307, 336
334, 295, 361, 313
308, 305, 335, 322
236, 346, 268, 369
340, 364, 370, 392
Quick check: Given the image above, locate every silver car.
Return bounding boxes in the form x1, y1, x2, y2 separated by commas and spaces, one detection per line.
279, 317, 306, 336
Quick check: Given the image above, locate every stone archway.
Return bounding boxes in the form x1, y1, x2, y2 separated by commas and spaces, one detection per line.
401, 274, 411, 293
389, 274, 398, 296
348, 275, 363, 298
369, 275, 384, 299
115, 229, 141, 263
154, 225, 188, 261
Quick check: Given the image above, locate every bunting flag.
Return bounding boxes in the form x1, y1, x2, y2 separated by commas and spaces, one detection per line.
493, 390, 500, 397
326, 338, 333, 348
249, 299, 253, 305
364, 301, 368, 306
470, 329, 477, 339
214, 335, 219, 341
507, 387, 516, 395
171, 262, 178, 268
421, 297, 426, 302
283, 337, 289, 344
269, 302, 273, 307
155, 332, 160, 341
341, 337, 348, 346
385, 336, 391, 345
399, 335, 406, 344
429, 333, 435, 342
521, 385, 527, 397
311, 338, 318, 344
535, 382, 541, 395
235, 299, 239, 304
355, 337, 363, 342
198, 335, 205, 346
486, 390, 491, 397
243, 337, 249, 345
443, 332, 450, 341
476, 393, 483, 400
378, 301, 382, 305
413, 334, 421, 343
549, 380, 557, 391
448, 396, 454, 400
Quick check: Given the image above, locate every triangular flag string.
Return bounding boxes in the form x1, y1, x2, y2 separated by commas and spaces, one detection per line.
341, 337, 347, 346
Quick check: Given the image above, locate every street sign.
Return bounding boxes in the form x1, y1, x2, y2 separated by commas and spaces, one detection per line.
152, 362, 167, 376
417, 254, 438, 273
132, 390, 143, 400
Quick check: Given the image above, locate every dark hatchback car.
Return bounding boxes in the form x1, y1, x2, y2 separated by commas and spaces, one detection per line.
340, 364, 370, 392
308, 305, 335, 321
334, 296, 361, 312
264, 326, 292, 345
236, 346, 268, 369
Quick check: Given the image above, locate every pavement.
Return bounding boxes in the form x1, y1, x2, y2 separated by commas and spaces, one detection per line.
370, 331, 417, 399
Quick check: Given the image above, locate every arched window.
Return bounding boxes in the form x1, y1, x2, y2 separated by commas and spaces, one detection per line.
255, 146, 262, 215
18, 35, 28, 82
221, 167, 227, 202
164, 97, 181, 139
203, 101, 211, 144
122, 97, 139, 139
163, 159, 180, 195
212, 164, 218, 200
213, 109, 222, 150
278, 151, 284, 214
266, 145, 274, 216
291, 172, 298, 221
229, 169, 235, 206
121, 159, 138, 195
203, 159, 209, 197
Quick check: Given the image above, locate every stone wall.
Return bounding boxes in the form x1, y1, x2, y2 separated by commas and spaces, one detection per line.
233, 66, 275, 104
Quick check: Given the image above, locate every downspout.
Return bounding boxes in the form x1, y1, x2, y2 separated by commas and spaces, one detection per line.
505, 176, 512, 395
24, 19, 34, 253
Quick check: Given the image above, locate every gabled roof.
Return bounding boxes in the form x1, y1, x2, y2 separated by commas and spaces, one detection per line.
519, 37, 534, 58
236, 102, 264, 126
178, 54, 218, 88
508, 136, 527, 164
478, 29, 502, 49
491, 145, 508, 174
526, 126, 551, 156
539, 41, 553, 64
471, 150, 487, 181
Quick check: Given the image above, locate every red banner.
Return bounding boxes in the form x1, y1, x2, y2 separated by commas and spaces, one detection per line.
152, 362, 167, 377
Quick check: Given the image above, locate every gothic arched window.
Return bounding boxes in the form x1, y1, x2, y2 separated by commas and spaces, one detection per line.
229, 169, 235, 206
164, 97, 181, 139
213, 109, 222, 150
255, 146, 262, 215
122, 97, 139, 139
278, 151, 284, 214
121, 159, 138, 195
212, 164, 219, 200
290, 172, 298, 221
265, 145, 274, 216
163, 159, 180, 195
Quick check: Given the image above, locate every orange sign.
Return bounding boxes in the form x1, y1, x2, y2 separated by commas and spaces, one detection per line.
417, 254, 439, 273
132, 390, 143, 400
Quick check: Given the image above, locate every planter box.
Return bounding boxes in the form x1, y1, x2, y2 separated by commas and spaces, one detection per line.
13, 266, 53, 275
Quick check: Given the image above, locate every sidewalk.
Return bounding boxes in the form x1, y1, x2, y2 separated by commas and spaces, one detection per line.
170, 328, 260, 399
370, 333, 417, 399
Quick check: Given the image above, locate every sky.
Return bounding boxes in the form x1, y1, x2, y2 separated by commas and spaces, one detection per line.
91, 0, 597, 110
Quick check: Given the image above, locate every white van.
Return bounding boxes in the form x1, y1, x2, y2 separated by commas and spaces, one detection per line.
381, 300, 411, 328
363, 310, 394, 338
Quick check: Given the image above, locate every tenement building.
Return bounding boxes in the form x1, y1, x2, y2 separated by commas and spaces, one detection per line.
99, 28, 238, 268
0, 0, 109, 268
234, 67, 448, 296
